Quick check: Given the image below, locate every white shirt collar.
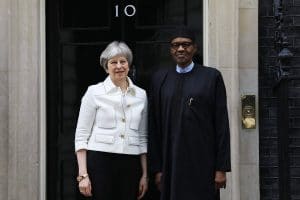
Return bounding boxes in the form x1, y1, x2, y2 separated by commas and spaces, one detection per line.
103, 76, 136, 95
176, 62, 194, 73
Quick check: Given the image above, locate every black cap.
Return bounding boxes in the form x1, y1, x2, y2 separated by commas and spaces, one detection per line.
169, 26, 196, 43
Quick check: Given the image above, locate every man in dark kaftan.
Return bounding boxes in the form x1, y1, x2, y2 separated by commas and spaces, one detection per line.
148, 27, 231, 200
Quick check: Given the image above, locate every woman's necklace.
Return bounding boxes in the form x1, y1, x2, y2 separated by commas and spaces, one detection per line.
120, 79, 129, 93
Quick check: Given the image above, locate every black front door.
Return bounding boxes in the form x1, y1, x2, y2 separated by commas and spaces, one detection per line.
46, 1, 202, 199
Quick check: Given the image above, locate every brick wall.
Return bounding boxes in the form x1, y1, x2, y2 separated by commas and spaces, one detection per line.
259, 0, 300, 199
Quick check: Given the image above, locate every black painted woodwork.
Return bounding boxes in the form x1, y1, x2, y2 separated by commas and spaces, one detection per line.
46, 1, 203, 199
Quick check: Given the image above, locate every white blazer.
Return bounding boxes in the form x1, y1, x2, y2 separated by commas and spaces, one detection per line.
74, 76, 147, 155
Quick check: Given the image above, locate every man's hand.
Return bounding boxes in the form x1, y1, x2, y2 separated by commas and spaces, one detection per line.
215, 171, 226, 189
155, 172, 163, 191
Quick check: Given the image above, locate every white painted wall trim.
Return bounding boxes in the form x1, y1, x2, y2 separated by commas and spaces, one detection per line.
203, 0, 241, 199
203, 0, 209, 66
39, 0, 46, 199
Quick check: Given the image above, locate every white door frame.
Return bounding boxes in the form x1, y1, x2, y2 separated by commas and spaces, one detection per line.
39, 1, 212, 199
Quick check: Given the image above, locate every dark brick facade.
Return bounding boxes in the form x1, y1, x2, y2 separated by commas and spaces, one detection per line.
259, 0, 300, 199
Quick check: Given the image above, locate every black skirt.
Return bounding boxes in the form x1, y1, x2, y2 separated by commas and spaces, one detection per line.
86, 150, 141, 200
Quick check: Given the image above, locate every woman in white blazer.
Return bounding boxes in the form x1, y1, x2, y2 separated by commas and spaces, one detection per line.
75, 41, 148, 200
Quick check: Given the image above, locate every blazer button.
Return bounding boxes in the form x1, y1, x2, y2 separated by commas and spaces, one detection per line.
120, 134, 125, 138
122, 118, 126, 122
127, 104, 131, 108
